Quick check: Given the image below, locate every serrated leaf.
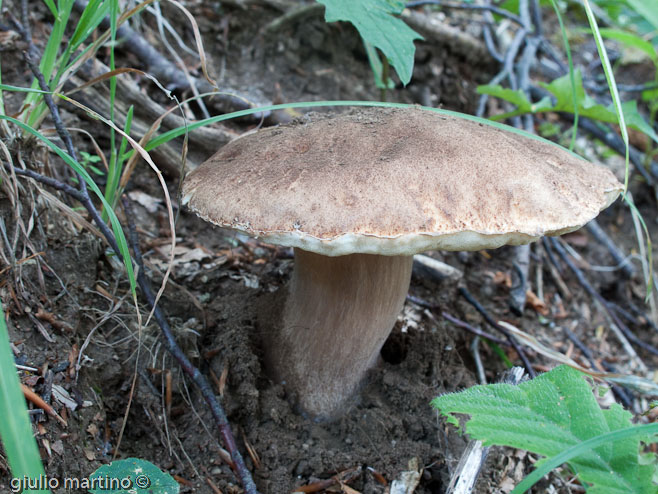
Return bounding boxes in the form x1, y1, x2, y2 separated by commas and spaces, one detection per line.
88, 458, 179, 494
317, 0, 423, 85
432, 366, 658, 494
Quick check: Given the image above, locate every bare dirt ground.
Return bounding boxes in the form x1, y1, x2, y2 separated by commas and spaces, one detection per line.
1, 2, 657, 494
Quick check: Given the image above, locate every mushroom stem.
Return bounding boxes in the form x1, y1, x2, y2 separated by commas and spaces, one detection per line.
269, 248, 413, 419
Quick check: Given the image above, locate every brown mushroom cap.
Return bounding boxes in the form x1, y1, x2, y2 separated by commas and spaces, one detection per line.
182, 107, 623, 256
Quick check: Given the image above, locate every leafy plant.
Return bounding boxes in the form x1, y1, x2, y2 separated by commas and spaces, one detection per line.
88, 458, 179, 494
316, 0, 423, 87
478, 70, 658, 143
432, 365, 658, 494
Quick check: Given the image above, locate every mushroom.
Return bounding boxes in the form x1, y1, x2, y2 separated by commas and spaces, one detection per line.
182, 107, 623, 420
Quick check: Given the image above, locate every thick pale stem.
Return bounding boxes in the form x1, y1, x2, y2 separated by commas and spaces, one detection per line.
268, 248, 413, 419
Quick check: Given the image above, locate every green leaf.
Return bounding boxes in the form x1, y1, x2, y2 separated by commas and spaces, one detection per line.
626, 0, 658, 34
597, 28, 658, 65
364, 41, 395, 89
477, 85, 553, 119
88, 458, 179, 494
482, 69, 658, 145
514, 423, 658, 494
316, 0, 423, 85
582, 0, 630, 191
0, 303, 50, 494
543, 71, 658, 144
432, 366, 658, 494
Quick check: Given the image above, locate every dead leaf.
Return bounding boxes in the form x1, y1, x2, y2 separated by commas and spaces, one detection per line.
525, 290, 549, 316
493, 271, 512, 288
52, 384, 78, 411
51, 440, 64, 456
390, 458, 421, 494
128, 190, 162, 213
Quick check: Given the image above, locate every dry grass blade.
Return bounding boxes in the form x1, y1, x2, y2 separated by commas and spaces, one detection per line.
48, 126, 110, 170
293, 466, 362, 493
497, 321, 658, 394
166, 0, 216, 88
150, 2, 210, 120
65, 67, 170, 98
219, 365, 229, 397
0, 251, 44, 277
243, 430, 261, 470
627, 192, 657, 325
59, 94, 176, 329
205, 476, 224, 494
37, 188, 101, 237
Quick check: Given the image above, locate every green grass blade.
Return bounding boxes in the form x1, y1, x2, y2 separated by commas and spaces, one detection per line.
106, 0, 119, 219
0, 302, 50, 494
103, 105, 133, 221
512, 424, 658, 494
1, 115, 137, 296
69, 0, 110, 50
0, 84, 53, 94
597, 28, 658, 65
582, 0, 629, 192
364, 41, 394, 90
43, 0, 57, 17
138, 100, 589, 158
24, 0, 75, 127
52, 0, 111, 88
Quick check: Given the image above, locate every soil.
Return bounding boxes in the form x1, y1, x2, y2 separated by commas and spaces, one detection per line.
1, 2, 657, 494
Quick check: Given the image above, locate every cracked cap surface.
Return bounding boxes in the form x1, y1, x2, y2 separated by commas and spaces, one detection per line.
182, 107, 623, 256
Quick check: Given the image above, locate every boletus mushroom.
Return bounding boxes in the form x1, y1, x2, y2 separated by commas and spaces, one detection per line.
182, 107, 623, 420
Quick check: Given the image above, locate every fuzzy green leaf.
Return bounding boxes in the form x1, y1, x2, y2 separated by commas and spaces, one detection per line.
316, 0, 423, 85
432, 366, 658, 494
88, 458, 179, 494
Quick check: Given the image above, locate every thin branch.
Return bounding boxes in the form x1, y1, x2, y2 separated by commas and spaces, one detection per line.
6, 15, 261, 492
122, 197, 259, 494
458, 287, 537, 378
6, 160, 260, 493
586, 220, 635, 279
441, 311, 509, 346
549, 238, 658, 358
71, 0, 273, 122
5, 165, 85, 202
